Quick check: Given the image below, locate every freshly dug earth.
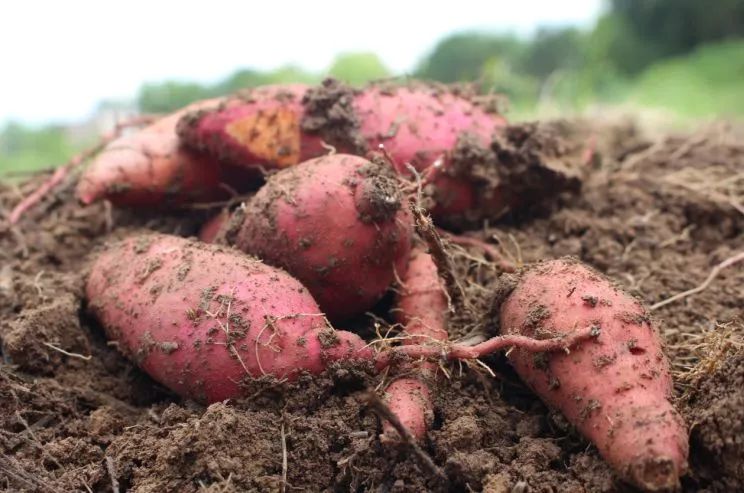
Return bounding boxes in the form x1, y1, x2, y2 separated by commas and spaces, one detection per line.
1, 120, 742, 492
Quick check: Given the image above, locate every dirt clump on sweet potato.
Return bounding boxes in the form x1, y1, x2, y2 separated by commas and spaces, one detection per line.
301, 77, 368, 154
1, 120, 742, 491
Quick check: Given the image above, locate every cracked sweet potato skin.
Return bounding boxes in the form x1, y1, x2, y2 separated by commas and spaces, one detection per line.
176, 84, 326, 169
86, 234, 370, 403
500, 258, 688, 491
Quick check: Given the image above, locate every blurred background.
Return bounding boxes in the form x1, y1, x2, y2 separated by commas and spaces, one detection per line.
2, 0, 743, 176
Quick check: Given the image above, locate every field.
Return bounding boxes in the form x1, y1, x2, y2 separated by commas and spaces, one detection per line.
0, 118, 742, 492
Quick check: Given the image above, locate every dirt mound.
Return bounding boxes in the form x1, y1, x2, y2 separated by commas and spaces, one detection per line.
0, 120, 742, 492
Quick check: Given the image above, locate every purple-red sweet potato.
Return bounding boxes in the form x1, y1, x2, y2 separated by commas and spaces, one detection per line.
86, 233, 371, 403
225, 153, 413, 322
382, 247, 448, 441
177, 81, 510, 222
76, 100, 230, 207
500, 258, 688, 491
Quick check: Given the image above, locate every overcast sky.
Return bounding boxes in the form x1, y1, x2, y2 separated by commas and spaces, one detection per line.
0, 0, 603, 126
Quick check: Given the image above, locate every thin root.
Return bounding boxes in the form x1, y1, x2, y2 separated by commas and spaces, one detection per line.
650, 251, 744, 311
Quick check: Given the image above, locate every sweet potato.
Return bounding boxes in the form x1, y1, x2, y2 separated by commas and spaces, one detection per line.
76, 99, 228, 207
352, 84, 505, 172
499, 258, 688, 491
179, 81, 505, 172
177, 80, 511, 222
226, 153, 413, 322
86, 233, 372, 403
198, 209, 229, 243
382, 247, 448, 441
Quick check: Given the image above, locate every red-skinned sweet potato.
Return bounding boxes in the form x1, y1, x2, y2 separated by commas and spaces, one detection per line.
352, 84, 505, 172
382, 247, 448, 441
198, 209, 229, 243
76, 100, 232, 207
226, 153, 413, 322
499, 258, 688, 491
177, 80, 511, 223
86, 233, 372, 403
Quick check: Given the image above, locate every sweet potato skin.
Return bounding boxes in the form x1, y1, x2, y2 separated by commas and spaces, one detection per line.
76, 100, 229, 207
500, 258, 688, 491
232, 154, 413, 322
383, 248, 448, 441
353, 85, 505, 174
86, 234, 371, 403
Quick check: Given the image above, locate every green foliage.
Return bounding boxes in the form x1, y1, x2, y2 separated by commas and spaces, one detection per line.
416, 32, 524, 83
138, 81, 213, 113
602, 0, 744, 75
519, 27, 585, 79
0, 123, 80, 176
629, 40, 744, 117
328, 53, 390, 86
137, 65, 319, 113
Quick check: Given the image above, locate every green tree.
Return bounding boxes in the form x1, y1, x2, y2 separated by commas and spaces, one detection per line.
327, 52, 390, 85
0, 123, 77, 175
137, 81, 212, 113
518, 27, 585, 79
416, 32, 525, 83
601, 0, 744, 75
138, 66, 319, 113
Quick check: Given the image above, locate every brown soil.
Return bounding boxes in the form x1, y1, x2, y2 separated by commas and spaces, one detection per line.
1, 119, 742, 492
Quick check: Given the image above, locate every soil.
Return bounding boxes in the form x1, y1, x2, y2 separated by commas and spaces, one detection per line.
1, 119, 742, 492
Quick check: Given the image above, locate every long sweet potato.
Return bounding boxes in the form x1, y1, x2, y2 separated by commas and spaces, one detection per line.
86, 233, 372, 403
382, 247, 448, 441
499, 258, 688, 491
225, 153, 413, 322
177, 80, 513, 223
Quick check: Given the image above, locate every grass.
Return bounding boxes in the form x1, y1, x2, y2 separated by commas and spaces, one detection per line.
629, 40, 744, 119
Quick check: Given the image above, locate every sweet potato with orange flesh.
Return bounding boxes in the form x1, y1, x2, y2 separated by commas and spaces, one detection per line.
382, 248, 448, 441
176, 84, 327, 169
500, 258, 688, 491
86, 233, 372, 403
76, 99, 229, 207
177, 80, 512, 222
228, 153, 413, 322
179, 82, 505, 174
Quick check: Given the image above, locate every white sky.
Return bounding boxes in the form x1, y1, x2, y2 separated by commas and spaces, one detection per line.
0, 0, 603, 126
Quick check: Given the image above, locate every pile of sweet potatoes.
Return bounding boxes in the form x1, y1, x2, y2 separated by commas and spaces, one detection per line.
71, 80, 687, 491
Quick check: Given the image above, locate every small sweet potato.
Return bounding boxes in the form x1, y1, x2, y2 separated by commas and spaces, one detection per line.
226, 153, 413, 322
76, 100, 230, 207
383, 247, 448, 441
86, 233, 371, 403
499, 258, 688, 491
